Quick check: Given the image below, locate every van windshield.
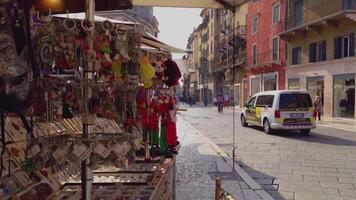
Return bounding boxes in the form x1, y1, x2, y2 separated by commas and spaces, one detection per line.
279, 93, 313, 110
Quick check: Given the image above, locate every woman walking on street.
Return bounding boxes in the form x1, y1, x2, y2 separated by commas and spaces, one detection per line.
217, 95, 224, 114
314, 95, 322, 121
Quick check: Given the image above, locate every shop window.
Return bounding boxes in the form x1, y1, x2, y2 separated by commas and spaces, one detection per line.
307, 76, 324, 113
256, 95, 275, 108
288, 78, 300, 90
252, 44, 257, 65
334, 33, 355, 59
292, 47, 301, 65
333, 74, 355, 118
263, 72, 277, 91
253, 16, 258, 34
272, 2, 280, 24
251, 76, 261, 95
272, 37, 279, 61
309, 40, 326, 63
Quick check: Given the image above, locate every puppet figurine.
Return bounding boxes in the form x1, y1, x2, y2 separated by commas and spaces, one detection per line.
149, 93, 160, 148
166, 95, 178, 155
163, 54, 182, 87
158, 90, 172, 155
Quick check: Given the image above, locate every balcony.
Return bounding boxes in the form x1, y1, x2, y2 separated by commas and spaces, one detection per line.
280, 0, 356, 39
247, 49, 283, 69
213, 51, 247, 73
228, 25, 247, 41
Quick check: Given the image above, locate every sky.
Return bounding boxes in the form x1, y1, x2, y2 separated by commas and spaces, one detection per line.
153, 7, 203, 59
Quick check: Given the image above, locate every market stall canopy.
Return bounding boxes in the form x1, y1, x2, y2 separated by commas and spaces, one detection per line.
53, 12, 136, 25
142, 33, 186, 54
33, 0, 133, 14
174, 59, 188, 74
132, 0, 245, 9
31, 0, 244, 14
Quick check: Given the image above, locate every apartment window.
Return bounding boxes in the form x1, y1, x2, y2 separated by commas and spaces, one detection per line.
272, 2, 280, 24
292, 47, 301, 65
272, 37, 279, 60
252, 44, 257, 65
309, 41, 326, 63
334, 33, 355, 59
252, 16, 258, 34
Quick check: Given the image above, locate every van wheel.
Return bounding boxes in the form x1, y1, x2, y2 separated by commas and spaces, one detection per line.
263, 119, 273, 134
241, 115, 248, 127
300, 129, 311, 135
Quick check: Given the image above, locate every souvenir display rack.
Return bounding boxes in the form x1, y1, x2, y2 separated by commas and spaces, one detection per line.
0, 1, 181, 199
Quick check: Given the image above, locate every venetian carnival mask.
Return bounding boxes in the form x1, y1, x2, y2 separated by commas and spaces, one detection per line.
0, 5, 32, 112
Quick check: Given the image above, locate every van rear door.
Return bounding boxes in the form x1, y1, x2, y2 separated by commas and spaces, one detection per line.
278, 93, 314, 125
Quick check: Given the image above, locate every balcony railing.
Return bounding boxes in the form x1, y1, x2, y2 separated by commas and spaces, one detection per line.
287, 0, 356, 30
229, 25, 247, 40
213, 51, 247, 72
247, 49, 283, 67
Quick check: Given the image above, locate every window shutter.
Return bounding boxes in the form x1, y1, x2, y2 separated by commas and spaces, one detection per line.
309, 43, 316, 63
322, 40, 327, 61
334, 37, 342, 59
292, 48, 297, 65
349, 33, 355, 57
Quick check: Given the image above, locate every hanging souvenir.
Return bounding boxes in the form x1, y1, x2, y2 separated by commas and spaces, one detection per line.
140, 54, 155, 88
163, 56, 182, 87
115, 31, 129, 59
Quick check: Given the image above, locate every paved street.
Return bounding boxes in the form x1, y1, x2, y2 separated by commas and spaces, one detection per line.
176, 118, 271, 200
178, 105, 356, 200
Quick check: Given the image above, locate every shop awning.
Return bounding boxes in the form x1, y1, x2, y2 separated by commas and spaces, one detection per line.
142, 33, 186, 53
132, 0, 244, 9
53, 13, 185, 54
53, 12, 136, 25
174, 58, 188, 74
132, 0, 223, 8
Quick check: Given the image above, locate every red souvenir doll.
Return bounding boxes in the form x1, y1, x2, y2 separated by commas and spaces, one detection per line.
149, 95, 159, 146
166, 95, 178, 154
158, 90, 169, 153
136, 89, 149, 143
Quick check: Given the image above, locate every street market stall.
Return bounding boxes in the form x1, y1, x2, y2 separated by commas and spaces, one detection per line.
0, 1, 182, 199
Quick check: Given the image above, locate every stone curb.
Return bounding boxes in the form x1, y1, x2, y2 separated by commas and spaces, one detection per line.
181, 119, 275, 200
317, 123, 356, 133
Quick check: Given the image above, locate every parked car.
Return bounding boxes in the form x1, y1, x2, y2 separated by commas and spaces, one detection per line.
240, 90, 316, 135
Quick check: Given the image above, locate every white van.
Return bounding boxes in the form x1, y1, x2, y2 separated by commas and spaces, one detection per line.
241, 90, 316, 134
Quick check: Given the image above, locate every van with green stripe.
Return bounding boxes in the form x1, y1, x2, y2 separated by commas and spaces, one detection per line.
241, 90, 316, 135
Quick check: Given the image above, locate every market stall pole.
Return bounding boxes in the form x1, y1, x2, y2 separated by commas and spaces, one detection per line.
230, 0, 237, 172
81, 0, 95, 199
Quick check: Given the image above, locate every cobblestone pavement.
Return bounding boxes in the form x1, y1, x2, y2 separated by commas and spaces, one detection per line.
176, 119, 269, 200
178, 106, 356, 200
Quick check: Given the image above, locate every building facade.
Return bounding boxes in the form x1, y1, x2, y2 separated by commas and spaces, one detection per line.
246, 0, 287, 97
280, 0, 356, 119
214, 2, 248, 107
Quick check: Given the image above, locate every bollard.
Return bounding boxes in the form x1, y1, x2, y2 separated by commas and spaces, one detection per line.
215, 178, 221, 200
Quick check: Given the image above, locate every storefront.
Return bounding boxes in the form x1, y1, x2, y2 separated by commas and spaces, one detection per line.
285, 57, 356, 119
0, 1, 184, 199
250, 75, 261, 96
333, 74, 355, 118
263, 72, 278, 91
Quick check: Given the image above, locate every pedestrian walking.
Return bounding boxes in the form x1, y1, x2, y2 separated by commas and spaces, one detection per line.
224, 94, 229, 108
217, 95, 224, 114
314, 95, 322, 121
